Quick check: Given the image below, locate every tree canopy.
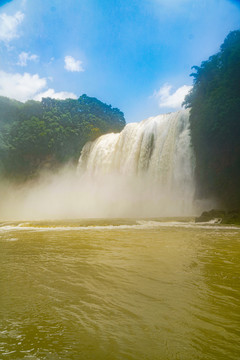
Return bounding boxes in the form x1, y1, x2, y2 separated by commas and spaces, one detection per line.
184, 30, 240, 208
0, 94, 125, 180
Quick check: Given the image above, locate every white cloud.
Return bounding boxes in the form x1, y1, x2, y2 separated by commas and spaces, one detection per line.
64, 56, 84, 72
0, 71, 47, 102
0, 11, 24, 42
34, 89, 77, 101
17, 52, 39, 66
0, 70, 77, 102
153, 84, 192, 109
49, 57, 55, 64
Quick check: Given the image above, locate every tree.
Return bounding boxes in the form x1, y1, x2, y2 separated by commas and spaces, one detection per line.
0, 94, 126, 180
184, 30, 240, 208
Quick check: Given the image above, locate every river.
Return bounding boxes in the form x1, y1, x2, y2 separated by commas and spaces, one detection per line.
0, 219, 239, 360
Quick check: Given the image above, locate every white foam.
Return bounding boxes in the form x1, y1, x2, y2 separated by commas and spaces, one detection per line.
0, 220, 239, 232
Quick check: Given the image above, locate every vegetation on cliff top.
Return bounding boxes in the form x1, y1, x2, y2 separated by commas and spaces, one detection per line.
0, 94, 125, 180
184, 30, 240, 209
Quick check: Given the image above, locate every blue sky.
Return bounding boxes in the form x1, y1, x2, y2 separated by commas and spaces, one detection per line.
0, 0, 240, 122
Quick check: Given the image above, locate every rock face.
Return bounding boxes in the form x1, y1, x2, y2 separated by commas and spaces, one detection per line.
196, 209, 240, 225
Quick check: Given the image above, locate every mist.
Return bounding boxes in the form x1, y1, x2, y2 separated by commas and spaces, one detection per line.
0, 166, 197, 221
0, 110, 209, 221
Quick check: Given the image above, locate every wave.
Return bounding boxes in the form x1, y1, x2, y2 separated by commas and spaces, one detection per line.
0, 220, 239, 232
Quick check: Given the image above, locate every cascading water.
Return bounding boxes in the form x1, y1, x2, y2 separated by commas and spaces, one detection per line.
0, 109, 196, 220
78, 109, 195, 217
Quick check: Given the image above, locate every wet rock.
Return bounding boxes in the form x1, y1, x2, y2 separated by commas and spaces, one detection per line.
195, 209, 225, 223
196, 209, 240, 225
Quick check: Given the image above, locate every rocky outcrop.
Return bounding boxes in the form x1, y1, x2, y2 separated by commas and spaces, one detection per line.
196, 209, 240, 225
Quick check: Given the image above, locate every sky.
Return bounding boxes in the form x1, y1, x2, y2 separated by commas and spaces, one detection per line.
0, 0, 240, 122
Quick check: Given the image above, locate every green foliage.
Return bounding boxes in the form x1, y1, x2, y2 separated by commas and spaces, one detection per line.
184, 30, 240, 208
0, 95, 125, 180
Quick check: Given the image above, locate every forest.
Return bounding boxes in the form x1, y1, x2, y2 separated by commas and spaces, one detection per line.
0, 94, 125, 180
184, 30, 240, 209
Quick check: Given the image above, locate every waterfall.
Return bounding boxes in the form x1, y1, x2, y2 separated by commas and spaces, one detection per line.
0, 109, 196, 220
78, 109, 195, 217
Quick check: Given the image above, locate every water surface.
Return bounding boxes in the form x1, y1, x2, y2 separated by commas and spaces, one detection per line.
0, 219, 239, 359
